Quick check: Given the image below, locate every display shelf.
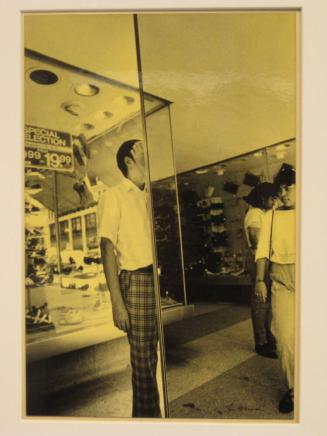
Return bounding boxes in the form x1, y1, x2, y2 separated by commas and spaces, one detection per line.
200, 273, 251, 287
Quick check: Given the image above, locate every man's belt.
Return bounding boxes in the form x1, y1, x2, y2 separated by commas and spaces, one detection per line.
121, 265, 153, 275
136, 264, 153, 273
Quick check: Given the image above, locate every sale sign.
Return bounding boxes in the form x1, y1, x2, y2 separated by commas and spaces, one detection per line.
24, 125, 74, 172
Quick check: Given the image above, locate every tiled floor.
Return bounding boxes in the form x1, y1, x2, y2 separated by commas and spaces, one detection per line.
32, 302, 294, 421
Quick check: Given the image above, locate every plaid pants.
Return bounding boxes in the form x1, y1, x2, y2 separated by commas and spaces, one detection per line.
119, 269, 161, 418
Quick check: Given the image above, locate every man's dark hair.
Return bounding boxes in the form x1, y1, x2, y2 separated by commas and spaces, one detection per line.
274, 164, 296, 190
116, 139, 141, 177
245, 182, 276, 208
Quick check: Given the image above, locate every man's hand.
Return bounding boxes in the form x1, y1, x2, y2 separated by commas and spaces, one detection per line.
255, 281, 268, 302
112, 299, 130, 333
131, 141, 145, 168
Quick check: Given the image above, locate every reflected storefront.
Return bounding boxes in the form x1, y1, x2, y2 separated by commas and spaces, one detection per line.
24, 12, 297, 420
24, 13, 171, 418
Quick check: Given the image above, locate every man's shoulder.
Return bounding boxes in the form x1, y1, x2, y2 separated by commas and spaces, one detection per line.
98, 183, 122, 206
245, 207, 262, 225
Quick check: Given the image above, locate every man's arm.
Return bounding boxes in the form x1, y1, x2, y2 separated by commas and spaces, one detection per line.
254, 212, 272, 302
100, 237, 130, 333
255, 257, 268, 302
248, 226, 260, 252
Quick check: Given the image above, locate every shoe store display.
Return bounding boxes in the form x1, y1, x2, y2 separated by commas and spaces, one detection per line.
26, 303, 55, 333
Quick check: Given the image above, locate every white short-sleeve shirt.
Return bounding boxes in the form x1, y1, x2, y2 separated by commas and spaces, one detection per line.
256, 208, 296, 264
97, 177, 153, 271
244, 207, 264, 248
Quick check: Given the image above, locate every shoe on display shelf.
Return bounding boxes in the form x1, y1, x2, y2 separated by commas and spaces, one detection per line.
26, 303, 55, 333
58, 308, 84, 325
160, 295, 179, 306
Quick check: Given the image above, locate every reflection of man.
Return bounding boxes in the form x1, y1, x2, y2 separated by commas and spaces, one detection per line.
98, 140, 161, 418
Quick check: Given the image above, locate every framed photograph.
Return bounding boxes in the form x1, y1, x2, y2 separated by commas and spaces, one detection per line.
1, 0, 327, 435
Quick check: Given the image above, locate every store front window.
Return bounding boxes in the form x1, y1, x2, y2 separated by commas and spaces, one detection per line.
24, 17, 168, 363
176, 140, 296, 296
85, 213, 98, 250
71, 217, 83, 250
145, 106, 187, 308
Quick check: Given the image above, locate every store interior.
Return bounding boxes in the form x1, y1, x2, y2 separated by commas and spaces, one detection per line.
25, 12, 297, 419
24, 47, 172, 353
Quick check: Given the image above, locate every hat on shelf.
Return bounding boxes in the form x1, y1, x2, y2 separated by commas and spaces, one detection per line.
210, 209, 224, 216
210, 214, 226, 225
211, 223, 227, 234
204, 185, 215, 198
197, 199, 211, 209
210, 196, 223, 204
243, 172, 260, 187
223, 181, 239, 195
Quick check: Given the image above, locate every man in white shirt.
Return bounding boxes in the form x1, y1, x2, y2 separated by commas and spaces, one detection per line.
255, 165, 296, 414
98, 139, 160, 418
244, 183, 277, 358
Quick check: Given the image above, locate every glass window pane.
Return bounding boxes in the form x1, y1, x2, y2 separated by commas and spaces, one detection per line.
145, 106, 187, 307
24, 13, 168, 419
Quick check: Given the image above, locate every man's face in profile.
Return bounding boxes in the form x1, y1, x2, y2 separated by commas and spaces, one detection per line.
129, 141, 146, 184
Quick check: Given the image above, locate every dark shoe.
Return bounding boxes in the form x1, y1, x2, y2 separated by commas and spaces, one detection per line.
279, 389, 294, 413
255, 343, 278, 359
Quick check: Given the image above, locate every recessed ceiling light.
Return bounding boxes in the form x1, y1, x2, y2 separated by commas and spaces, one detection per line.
74, 83, 100, 96
94, 111, 113, 120
30, 69, 59, 85
62, 102, 84, 116
81, 123, 95, 131
275, 151, 286, 160
123, 96, 135, 104
195, 169, 208, 175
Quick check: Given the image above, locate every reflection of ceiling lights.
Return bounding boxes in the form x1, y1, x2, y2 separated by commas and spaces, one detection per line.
276, 143, 291, 151
74, 83, 100, 96
254, 151, 263, 158
29, 69, 59, 85
213, 163, 227, 169
276, 151, 286, 160
216, 168, 225, 176
195, 169, 208, 175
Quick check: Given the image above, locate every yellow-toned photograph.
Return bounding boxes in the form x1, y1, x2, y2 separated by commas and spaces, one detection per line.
23, 11, 298, 421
